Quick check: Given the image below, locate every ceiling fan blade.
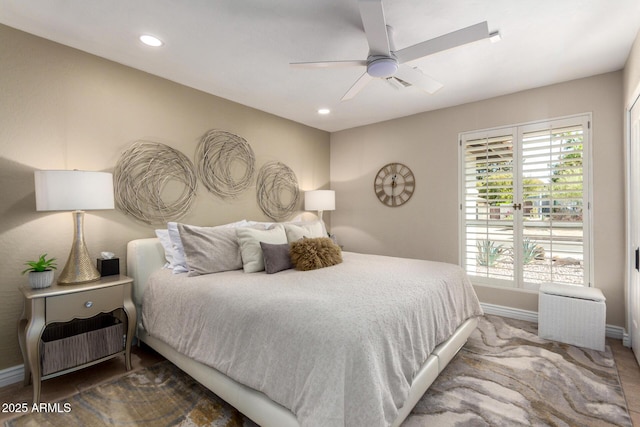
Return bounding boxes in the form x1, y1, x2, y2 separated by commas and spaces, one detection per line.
395, 21, 489, 64
385, 77, 406, 90
341, 72, 374, 101
290, 60, 367, 69
358, 0, 390, 56
395, 65, 443, 94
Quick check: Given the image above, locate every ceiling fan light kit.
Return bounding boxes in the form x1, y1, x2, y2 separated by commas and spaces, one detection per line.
367, 56, 399, 78
290, 0, 495, 101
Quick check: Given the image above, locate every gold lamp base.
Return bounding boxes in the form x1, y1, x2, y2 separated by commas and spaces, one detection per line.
57, 211, 101, 285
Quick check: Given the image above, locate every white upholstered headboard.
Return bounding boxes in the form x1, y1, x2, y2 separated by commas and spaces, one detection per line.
126, 238, 165, 306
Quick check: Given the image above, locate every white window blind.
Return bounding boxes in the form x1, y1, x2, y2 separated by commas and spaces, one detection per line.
460, 115, 591, 289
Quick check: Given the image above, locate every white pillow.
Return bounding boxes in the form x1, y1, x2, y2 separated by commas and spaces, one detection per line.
154, 229, 175, 269
167, 219, 249, 274
245, 220, 274, 229
283, 220, 325, 242
236, 224, 288, 273
167, 222, 190, 274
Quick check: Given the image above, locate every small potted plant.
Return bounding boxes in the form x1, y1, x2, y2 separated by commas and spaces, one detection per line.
22, 254, 57, 289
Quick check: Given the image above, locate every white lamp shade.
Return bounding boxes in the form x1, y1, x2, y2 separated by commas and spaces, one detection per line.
305, 190, 335, 211
34, 170, 115, 211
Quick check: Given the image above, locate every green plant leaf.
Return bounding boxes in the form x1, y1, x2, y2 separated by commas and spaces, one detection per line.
21, 254, 57, 274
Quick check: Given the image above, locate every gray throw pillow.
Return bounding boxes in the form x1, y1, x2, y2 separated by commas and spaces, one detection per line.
260, 242, 293, 274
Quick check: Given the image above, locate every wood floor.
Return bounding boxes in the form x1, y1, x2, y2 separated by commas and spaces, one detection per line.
1, 339, 639, 425
611, 339, 640, 426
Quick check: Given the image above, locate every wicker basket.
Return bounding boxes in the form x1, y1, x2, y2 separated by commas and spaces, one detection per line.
40, 314, 124, 376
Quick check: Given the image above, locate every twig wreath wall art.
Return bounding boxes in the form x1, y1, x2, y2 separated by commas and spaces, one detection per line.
256, 161, 300, 221
114, 141, 198, 224
195, 129, 256, 199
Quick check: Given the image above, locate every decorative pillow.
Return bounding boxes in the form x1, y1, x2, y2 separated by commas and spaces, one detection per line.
177, 224, 242, 276
260, 242, 293, 274
283, 220, 325, 242
290, 237, 342, 271
155, 229, 175, 268
168, 220, 248, 274
236, 224, 288, 273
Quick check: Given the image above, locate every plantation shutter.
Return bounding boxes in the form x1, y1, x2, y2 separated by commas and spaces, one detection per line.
460, 115, 590, 289
462, 131, 516, 285
520, 121, 587, 286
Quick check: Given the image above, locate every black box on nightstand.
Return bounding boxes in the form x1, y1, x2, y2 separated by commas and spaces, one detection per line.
97, 258, 120, 276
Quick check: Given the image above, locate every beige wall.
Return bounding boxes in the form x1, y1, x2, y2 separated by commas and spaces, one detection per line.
331, 72, 625, 327
0, 25, 330, 370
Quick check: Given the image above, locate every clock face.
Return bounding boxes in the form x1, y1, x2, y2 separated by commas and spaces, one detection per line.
374, 163, 415, 207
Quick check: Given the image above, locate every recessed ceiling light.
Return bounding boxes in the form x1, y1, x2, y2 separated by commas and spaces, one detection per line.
489, 31, 502, 43
139, 34, 163, 47
317, 108, 331, 115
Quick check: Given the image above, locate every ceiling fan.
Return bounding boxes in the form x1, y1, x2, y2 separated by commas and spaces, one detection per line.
291, 0, 493, 101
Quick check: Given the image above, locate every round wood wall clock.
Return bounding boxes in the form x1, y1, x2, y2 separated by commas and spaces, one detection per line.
374, 162, 415, 207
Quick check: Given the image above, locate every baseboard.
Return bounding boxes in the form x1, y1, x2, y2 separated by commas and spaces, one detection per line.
606, 325, 626, 341
0, 364, 24, 388
480, 303, 539, 323
480, 302, 627, 341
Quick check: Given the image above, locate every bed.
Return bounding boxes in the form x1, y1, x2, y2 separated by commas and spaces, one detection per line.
127, 236, 482, 427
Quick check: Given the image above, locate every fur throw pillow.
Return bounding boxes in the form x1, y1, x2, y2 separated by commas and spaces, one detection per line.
290, 237, 342, 271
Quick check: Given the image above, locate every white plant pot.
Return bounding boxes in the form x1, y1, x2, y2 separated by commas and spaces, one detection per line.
28, 270, 54, 289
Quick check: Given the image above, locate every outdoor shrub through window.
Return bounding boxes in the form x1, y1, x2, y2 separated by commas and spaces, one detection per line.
460, 115, 591, 290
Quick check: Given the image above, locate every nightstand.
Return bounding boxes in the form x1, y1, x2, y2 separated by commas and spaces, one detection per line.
17, 275, 136, 404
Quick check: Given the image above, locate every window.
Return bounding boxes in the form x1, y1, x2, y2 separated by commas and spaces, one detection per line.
460, 115, 591, 289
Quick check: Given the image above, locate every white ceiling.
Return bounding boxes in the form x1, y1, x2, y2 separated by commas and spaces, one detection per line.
1, 0, 639, 132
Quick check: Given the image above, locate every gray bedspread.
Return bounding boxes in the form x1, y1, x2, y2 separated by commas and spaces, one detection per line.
142, 252, 483, 427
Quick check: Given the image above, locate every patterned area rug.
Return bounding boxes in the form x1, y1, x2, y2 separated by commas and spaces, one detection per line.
5, 315, 631, 427
404, 315, 632, 427
4, 361, 255, 427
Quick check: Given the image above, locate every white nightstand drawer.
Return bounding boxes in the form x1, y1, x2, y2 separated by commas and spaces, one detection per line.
46, 286, 124, 323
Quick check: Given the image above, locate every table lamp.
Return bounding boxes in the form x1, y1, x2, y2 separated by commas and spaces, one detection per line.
34, 170, 114, 284
304, 190, 335, 222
